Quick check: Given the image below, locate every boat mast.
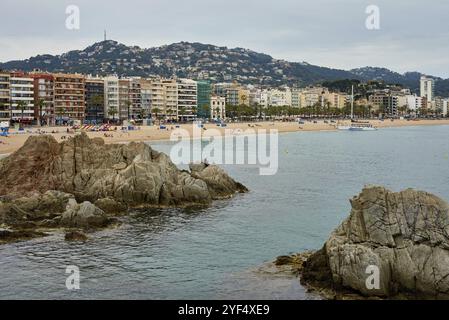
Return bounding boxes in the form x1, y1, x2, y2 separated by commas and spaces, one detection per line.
351, 85, 354, 120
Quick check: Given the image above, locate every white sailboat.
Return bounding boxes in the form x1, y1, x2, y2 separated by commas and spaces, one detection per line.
338, 85, 377, 131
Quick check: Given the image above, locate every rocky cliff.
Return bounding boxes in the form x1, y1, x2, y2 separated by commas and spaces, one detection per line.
299, 186, 449, 299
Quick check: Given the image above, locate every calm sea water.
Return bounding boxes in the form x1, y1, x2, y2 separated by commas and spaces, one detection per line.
1, 125, 449, 299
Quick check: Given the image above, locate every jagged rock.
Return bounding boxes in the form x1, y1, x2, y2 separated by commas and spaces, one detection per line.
60, 201, 111, 229
301, 186, 449, 299
65, 231, 88, 242
189, 163, 248, 199
94, 198, 127, 214
0, 133, 247, 206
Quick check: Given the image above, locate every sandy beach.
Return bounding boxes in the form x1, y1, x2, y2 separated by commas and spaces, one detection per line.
1, 119, 449, 156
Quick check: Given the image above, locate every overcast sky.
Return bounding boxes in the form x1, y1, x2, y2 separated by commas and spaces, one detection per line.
1, 0, 448, 77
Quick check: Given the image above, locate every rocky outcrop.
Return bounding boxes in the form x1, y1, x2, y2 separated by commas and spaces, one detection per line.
300, 186, 449, 299
0, 133, 247, 206
0, 190, 114, 231
0, 133, 247, 244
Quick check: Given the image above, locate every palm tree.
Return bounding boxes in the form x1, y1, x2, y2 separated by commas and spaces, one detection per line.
37, 99, 45, 126
90, 94, 104, 123
191, 106, 197, 120
108, 106, 118, 122
17, 101, 28, 123
126, 100, 132, 120
151, 108, 161, 124
179, 107, 186, 122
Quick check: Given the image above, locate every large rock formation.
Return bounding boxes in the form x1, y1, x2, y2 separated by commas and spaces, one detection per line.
300, 186, 449, 299
0, 133, 247, 244
0, 133, 247, 206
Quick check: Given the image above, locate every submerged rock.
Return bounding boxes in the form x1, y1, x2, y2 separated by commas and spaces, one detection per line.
65, 231, 88, 242
299, 186, 449, 299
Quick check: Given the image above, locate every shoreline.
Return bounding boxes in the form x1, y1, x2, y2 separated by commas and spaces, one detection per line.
1, 119, 449, 155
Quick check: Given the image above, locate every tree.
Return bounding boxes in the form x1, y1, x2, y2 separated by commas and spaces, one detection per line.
90, 94, 104, 123
215, 107, 220, 119
200, 104, 210, 119
191, 106, 197, 117
125, 100, 132, 120
37, 99, 45, 126
17, 101, 28, 123
108, 106, 118, 122
179, 107, 186, 121
152, 108, 161, 123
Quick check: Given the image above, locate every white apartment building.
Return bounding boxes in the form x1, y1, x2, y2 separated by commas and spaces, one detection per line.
269, 88, 292, 107
103, 76, 120, 120
291, 88, 302, 108
397, 95, 422, 112
420, 75, 435, 103
177, 79, 197, 121
10, 75, 34, 121
210, 96, 226, 119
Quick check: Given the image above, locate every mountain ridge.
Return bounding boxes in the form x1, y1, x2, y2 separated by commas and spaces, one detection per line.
1, 40, 448, 96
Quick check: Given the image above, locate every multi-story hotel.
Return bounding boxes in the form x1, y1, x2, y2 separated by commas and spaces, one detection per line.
163, 79, 178, 120
369, 91, 399, 117
85, 77, 105, 123
118, 79, 131, 121
197, 80, 212, 118
0, 72, 10, 122
129, 78, 142, 120
53, 73, 85, 122
420, 75, 435, 103
30, 72, 55, 125
139, 78, 152, 120
10, 72, 35, 123
177, 79, 197, 121
103, 76, 120, 120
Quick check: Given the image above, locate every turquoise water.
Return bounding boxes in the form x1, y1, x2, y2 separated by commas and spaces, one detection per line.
1, 125, 448, 299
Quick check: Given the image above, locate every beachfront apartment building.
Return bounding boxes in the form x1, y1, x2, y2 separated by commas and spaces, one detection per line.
269, 88, 292, 107
369, 91, 399, 117
177, 79, 197, 121
148, 78, 166, 119
128, 78, 142, 119
300, 87, 326, 107
0, 72, 10, 121
164, 79, 178, 120
197, 80, 212, 118
53, 73, 85, 122
10, 73, 35, 123
420, 75, 435, 103
210, 95, 226, 119
104, 76, 120, 121
323, 91, 347, 109
291, 88, 302, 108
85, 77, 105, 123
30, 72, 55, 125
119, 79, 131, 121
139, 79, 151, 120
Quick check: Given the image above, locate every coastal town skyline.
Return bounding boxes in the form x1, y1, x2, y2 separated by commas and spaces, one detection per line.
1, 0, 449, 77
